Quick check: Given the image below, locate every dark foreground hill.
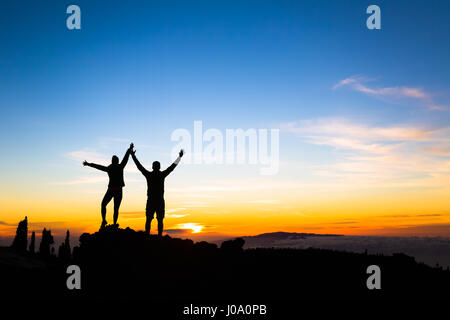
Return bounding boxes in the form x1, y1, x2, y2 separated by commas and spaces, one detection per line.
1, 226, 450, 301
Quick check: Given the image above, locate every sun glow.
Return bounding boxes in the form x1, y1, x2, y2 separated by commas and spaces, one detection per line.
176, 223, 204, 233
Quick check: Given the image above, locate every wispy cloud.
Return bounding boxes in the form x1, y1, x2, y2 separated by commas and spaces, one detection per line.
164, 228, 191, 235
182, 201, 209, 208
333, 76, 447, 111
283, 118, 450, 188
378, 214, 445, 219
0, 221, 15, 226
166, 208, 187, 213
65, 150, 109, 164
283, 118, 432, 154
328, 221, 358, 225
166, 208, 189, 218
421, 145, 450, 157
50, 175, 107, 186
246, 200, 280, 204
169, 185, 275, 193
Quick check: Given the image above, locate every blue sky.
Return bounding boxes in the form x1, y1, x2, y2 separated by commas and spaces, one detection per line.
1, 0, 450, 237
1, 0, 449, 132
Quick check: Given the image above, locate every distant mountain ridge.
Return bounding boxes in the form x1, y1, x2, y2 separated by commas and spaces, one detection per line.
243, 231, 342, 240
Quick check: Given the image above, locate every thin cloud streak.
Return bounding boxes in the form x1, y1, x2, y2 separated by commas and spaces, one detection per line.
333, 76, 448, 111
50, 176, 107, 186
65, 150, 109, 163
283, 118, 450, 189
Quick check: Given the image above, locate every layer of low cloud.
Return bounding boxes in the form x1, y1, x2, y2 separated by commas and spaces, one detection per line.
244, 233, 450, 268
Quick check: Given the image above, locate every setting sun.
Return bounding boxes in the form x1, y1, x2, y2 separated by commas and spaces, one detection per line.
177, 223, 204, 234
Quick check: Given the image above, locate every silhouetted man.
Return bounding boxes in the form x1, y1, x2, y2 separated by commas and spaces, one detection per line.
83, 143, 133, 228
131, 148, 184, 236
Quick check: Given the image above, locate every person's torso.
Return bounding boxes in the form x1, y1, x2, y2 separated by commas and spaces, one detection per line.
107, 164, 125, 188
145, 171, 166, 199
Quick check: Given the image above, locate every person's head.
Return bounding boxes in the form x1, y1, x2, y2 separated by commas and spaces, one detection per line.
112, 155, 119, 165
152, 161, 161, 171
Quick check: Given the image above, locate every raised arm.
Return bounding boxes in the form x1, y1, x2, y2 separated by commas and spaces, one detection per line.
131, 151, 148, 175
83, 161, 108, 172
120, 143, 134, 169
163, 149, 184, 177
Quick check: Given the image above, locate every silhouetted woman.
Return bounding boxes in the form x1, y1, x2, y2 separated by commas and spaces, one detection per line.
83, 143, 133, 228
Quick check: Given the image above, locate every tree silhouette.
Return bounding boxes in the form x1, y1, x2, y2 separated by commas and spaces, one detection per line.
39, 228, 54, 258
220, 237, 245, 253
29, 231, 35, 254
58, 230, 71, 261
11, 216, 28, 252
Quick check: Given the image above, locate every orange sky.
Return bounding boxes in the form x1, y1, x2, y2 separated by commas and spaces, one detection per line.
2, 166, 450, 241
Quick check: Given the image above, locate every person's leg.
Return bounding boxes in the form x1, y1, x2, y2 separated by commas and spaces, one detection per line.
145, 199, 154, 234
101, 190, 114, 227
145, 216, 153, 234
157, 218, 164, 236
113, 188, 123, 225
156, 200, 165, 237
